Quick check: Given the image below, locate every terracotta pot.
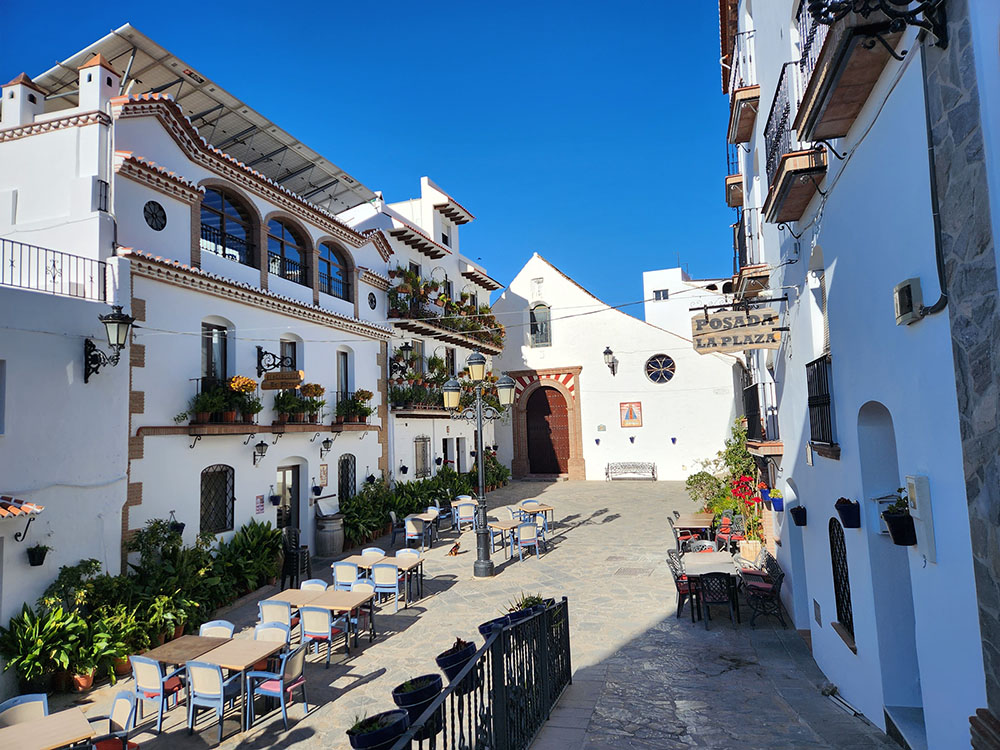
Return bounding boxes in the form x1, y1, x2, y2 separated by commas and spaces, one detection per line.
278, 413, 289, 424
335, 415, 345, 424
173, 624, 185, 640
155, 631, 167, 647
222, 411, 237, 423
309, 413, 318, 424
72, 671, 95, 692
242, 413, 255, 424
195, 412, 211, 424
113, 657, 132, 676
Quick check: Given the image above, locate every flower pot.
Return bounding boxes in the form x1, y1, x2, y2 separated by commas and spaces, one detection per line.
26, 547, 48, 566
195, 411, 211, 424
312, 486, 323, 497
243, 413, 255, 424
335, 415, 345, 424
478, 615, 510, 638
222, 410, 237, 423
789, 506, 807, 526
72, 670, 95, 692
309, 413, 318, 424
883, 511, 917, 546
835, 501, 861, 529
173, 624, 185, 640
155, 631, 167, 647
771, 495, 784, 512
51, 669, 72, 693
269, 495, 281, 506
435, 641, 476, 683
113, 657, 132, 677
278, 412, 289, 424
347, 709, 409, 750
391, 674, 442, 741
506, 608, 535, 626
759, 489, 771, 504
168, 521, 185, 536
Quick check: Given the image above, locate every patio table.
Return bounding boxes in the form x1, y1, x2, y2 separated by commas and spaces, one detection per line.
197, 638, 285, 731
405, 513, 437, 546
339, 553, 385, 569
517, 502, 555, 528
0, 706, 94, 750
488, 519, 521, 558
681, 551, 741, 623
393, 554, 425, 601
674, 513, 715, 535
143, 634, 232, 666
309, 589, 376, 655
265, 587, 324, 607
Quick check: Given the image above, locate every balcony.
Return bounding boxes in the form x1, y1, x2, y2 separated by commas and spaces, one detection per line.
725, 144, 743, 208
268, 252, 308, 287
319, 272, 350, 301
743, 380, 782, 456
200, 223, 253, 267
726, 31, 760, 145
793, 5, 903, 142
0, 238, 107, 301
732, 208, 769, 299
762, 62, 827, 224
388, 289, 505, 354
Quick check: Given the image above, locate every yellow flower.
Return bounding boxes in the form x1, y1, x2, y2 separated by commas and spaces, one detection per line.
228, 375, 257, 393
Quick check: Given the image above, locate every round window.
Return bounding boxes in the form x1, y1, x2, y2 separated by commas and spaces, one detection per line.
645, 354, 676, 383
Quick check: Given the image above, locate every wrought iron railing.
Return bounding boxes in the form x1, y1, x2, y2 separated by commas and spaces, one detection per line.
796, 4, 830, 103
391, 597, 572, 750
319, 272, 350, 301
733, 208, 761, 273
763, 61, 806, 188
727, 143, 741, 177
200, 223, 253, 266
727, 30, 757, 94
806, 354, 835, 444
268, 252, 308, 286
0, 238, 107, 301
743, 380, 779, 442
188, 376, 260, 425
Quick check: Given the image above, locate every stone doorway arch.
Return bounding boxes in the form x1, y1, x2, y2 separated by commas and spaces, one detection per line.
510, 367, 585, 480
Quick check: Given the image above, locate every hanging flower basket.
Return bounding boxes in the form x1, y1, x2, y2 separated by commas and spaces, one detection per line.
789, 506, 807, 526
835, 498, 861, 528
882, 511, 917, 546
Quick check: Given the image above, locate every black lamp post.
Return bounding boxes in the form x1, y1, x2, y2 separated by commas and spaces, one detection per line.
84, 305, 135, 383
443, 354, 515, 578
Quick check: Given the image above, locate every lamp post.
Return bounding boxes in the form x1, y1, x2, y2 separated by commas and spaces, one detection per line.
443, 353, 515, 578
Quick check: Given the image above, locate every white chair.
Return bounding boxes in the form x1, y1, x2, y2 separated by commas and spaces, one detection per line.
198, 619, 235, 638
299, 579, 328, 591
372, 562, 404, 612
455, 502, 477, 532
405, 517, 430, 551
0, 694, 48, 727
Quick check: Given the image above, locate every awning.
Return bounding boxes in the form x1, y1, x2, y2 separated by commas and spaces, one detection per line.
0, 497, 45, 519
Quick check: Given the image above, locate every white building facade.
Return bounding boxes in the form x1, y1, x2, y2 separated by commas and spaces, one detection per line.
720, 1, 997, 746
492, 254, 737, 481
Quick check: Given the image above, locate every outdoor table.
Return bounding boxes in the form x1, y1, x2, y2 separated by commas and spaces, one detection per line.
406, 513, 437, 546
0, 706, 95, 750
488, 519, 521, 558
265, 587, 324, 607
681, 551, 741, 623
393, 554, 425, 602
143, 634, 232, 666
198, 638, 285, 731
309, 589, 376, 655
517, 502, 555, 528
340, 553, 385, 569
674, 513, 715, 532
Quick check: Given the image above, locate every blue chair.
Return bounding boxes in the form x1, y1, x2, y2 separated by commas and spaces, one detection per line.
362, 547, 386, 557
300, 606, 348, 667
0, 693, 48, 726
404, 517, 430, 551
258, 600, 300, 641
186, 661, 242, 744
389, 511, 404, 546
372, 562, 405, 612
199, 619, 235, 638
433, 498, 453, 530
299, 579, 328, 591
332, 561, 365, 591
87, 691, 136, 750
247, 646, 308, 731
129, 655, 185, 734
513, 522, 541, 561
350, 581, 376, 640
254, 621, 291, 647
455, 501, 476, 531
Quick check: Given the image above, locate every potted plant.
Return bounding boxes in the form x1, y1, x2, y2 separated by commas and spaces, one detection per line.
146, 594, 177, 646
300, 384, 326, 424
167, 510, 185, 536
347, 710, 410, 750
882, 489, 916, 546
27, 543, 51, 567
69, 621, 115, 692
769, 488, 784, 512
220, 388, 240, 423
789, 505, 807, 526
101, 605, 147, 677
240, 393, 263, 424
273, 390, 301, 424
758, 481, 771, 509
435, 637, 475, 682
312, 477, 323, 497
391, 674, 442, 740
0, 604, 79, 693
835, 497, 861, 528
269, 493, 282, 506
190, 388, 224, 424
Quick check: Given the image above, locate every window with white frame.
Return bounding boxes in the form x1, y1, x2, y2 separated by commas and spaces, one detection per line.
530, 304, 551, 347
653, 289, 669, 300
414, 436, 431, 478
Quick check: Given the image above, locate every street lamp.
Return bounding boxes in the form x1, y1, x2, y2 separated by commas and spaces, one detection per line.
443, 354, 516, 578
603, 346, 618, 376
84, 305, 135, 383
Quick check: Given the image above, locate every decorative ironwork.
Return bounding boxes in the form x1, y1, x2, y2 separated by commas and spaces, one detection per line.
319, 272, 350, 300
829, 517, 855, 637
813, 139, 846, 160
389, 344, 412, 379
807, 0, 947, 49
764, 62, 803, 189
200, 223, 253, 266
338, 454, 356, 500
200, 464, 235, 535
806, 354, 836, 444
243, 433, 256, 445
256, 345, 295, 378
742, 380, 780, 442
189, 435, 201, 450
390, 598, 572, 750
727, 29, 758, 93
777, 222, 805, 240
645, 354, 676, 384
1, 238, 107, 301
268, 251, 307, 286
13, 516, 35, 543
84, 338, 114, 384
860, 31, 907, 59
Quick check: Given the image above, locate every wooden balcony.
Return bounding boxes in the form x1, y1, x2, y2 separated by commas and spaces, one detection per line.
725, 174, 744, 208
736, 264, 770, 299
763, 148, 827, 224
728, 86, 760, 144
794, 12, 903, 142
747, 439, 783, 457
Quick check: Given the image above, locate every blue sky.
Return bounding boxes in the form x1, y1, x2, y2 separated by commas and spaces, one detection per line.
1, 1, 733, 312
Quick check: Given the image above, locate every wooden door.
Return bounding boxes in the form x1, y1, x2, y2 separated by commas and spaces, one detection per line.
526, 387, 569, 474
276, 465, 300, 530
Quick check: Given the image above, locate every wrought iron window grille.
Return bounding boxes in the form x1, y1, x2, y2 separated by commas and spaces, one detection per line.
807, 0, 947, 49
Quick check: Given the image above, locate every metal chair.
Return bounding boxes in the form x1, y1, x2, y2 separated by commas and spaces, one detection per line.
389, 511, 405, 547
0, 693, 48, 727
743, 570, 788, 628
513, 522, 541, 561
689, 540, 716, 553
716, 514, 746, 552
299, 578, 328, 591
331, 561, 364, 591
455, 502, 476, 532
280, 527, 312, 589
405, 517, 430, 551
666, 550, 698, 622
185, 661, 242, 744
695, 573, 737, 630
247, 646, 308, 731
87, 691, 137, 750
300, 607, 347, 667
433, 498, 453, 530
129, 655, 185, 734
668, 517, 697, 552
198, 619, 235, 638
372, 562, 404, 612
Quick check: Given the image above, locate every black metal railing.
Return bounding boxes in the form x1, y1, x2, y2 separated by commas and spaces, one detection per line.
727, 30, 758, 93
0, 238, 107, 301
763, 62, 805, 188
796, 4, 829, 104
268, 252, 308, 286
727, 142, 741, 177
188, 376, 260, 425
806, 354, 835, 444
319, 272, 351, 301
743, 380, 779, 442
733, 208, 761, 273
200, 223, 254, 266
391, 597, 572, 750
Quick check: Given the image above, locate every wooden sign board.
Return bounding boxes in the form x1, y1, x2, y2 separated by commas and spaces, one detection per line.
260, 370, 305, 390
691, 309, 781, 355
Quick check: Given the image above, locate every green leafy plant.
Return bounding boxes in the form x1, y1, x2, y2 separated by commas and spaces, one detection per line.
239, 393, 263, 415
39, 558, 102, 613
190, 388, 225, 414
273, 390, 304, 414
349, 714, 396, 734
768, 489, 783, 499
0, 605, 85, 685
507, 592, 545, 612
886, 488, 909, 514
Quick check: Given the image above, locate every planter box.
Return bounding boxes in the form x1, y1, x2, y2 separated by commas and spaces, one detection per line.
835, 501, 861, 528
789, 506, 807, 526
346, 709, 409, 750
883, 512, 916, 546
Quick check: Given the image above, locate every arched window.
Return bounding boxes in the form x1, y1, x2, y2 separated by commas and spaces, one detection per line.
319, 242, 351, 301
529, 304, 551, 347
829, 518, 854, 639
267, 219, 308, 286
338, 454, 356, 501
200, 188, 254, 266
200, 464, 234, 535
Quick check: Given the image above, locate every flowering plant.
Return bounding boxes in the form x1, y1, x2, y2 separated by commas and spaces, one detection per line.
299, 383, 325, 398
757, 481, 768, 490
354, 389, 374, 402
730, 475, 755, 501
228, 375, 257, 394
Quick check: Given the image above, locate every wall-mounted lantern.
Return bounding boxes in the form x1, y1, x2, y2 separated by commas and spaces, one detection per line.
84, 305, 135, 383
252, 440, 269, 466
603, 346, 618, 376
319, 437, 334, 460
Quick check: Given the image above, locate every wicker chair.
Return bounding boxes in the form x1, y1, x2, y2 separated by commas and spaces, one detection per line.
695, 572, 737, 630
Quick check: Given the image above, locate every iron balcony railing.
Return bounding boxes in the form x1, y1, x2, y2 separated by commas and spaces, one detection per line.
319, 272, 350, 301
390, 597, 572, 750
727, 142, 741, 177
268, 252, 307, 287
0, 238, 107, 301
189, 376, 260, 425
200, 223, 253, 266
796, 3, 830, 101
727, 30, 758, 93
733, 208, 761, 274
763, 61, 807, 188
743, 380, 780, 442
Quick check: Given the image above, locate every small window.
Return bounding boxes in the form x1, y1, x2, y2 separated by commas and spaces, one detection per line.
412, 340, 425, 375
441, 229, 450, 246
27, 93, 36, 104
280, 340, 297, 372
319, 242, 351, 301
443, 278, 453, 300
200, 464, 235, 535
645, 354, 676, 383
806, 355, 836, 444
96, 180, 109, 212
445, 347, 456, 377
339, 454, 357, 500
829, 518, 854, 640
530, 304, 551, 347
414, 436, 431, 478
653, 289, 669, 300
337, 351, 351, 401
470, 293, 479, 309
409, 262, 421, 277
201, 323, 228, 385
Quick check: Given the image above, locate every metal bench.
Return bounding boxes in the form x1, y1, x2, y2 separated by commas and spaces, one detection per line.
605, 462, 657, 481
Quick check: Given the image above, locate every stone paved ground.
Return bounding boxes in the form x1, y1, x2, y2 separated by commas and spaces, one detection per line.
55, 480, 893, 749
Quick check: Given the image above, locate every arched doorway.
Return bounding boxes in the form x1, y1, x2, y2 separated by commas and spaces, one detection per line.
526, 387, 569, 474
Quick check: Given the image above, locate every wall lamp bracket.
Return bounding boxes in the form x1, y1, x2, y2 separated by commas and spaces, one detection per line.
189, 435, 201, 450
243, 433, 256, 446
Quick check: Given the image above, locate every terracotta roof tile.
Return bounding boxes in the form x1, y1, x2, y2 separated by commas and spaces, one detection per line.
4, 72, 45, 94
0, 496, 45, 519
79, 53, 119, 76
114, 150, 204, 193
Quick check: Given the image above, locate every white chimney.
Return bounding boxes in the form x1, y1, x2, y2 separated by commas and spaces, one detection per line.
77, 54, 120, 112
1, 73, 45, 128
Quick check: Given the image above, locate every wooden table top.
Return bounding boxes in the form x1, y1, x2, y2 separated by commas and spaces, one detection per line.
0, 706, 95, 750
489, 519, 521, 531
199, 639, 284, 671
406, 512, 437, 523
310, 589, 375, 612
518, 502, 554, 513
682, 551, 737, 576
393, 555, 423, 572
674, 513, 715, 529
143, 634, 232, 665
339, 554, 385, 568
266, 588, 325, 607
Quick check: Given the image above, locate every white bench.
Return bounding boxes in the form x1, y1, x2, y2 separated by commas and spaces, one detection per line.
605, 462, 657, 481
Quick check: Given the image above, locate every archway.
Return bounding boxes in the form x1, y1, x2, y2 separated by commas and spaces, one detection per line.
526, 387, 569, 474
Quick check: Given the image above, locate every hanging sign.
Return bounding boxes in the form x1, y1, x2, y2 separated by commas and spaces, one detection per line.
260, 370, 305, 390
691, 309, 781, 354
620, 402, 642, 428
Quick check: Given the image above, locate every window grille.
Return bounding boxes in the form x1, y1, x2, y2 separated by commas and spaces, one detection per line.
415, 436, 431, 478
338, 454, 356, 501
806, 355, 836, 444
200, 464, 234, 535
829, 518, 854, 639
96, 180, 109, 212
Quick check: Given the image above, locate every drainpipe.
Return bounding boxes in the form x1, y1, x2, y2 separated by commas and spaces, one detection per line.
917, 32, 948, 317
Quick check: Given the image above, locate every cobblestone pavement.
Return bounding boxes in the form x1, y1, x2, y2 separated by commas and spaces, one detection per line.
55, 480, 893, 749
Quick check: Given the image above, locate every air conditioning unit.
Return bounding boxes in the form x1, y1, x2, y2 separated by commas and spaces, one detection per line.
893, 278, 922, 326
